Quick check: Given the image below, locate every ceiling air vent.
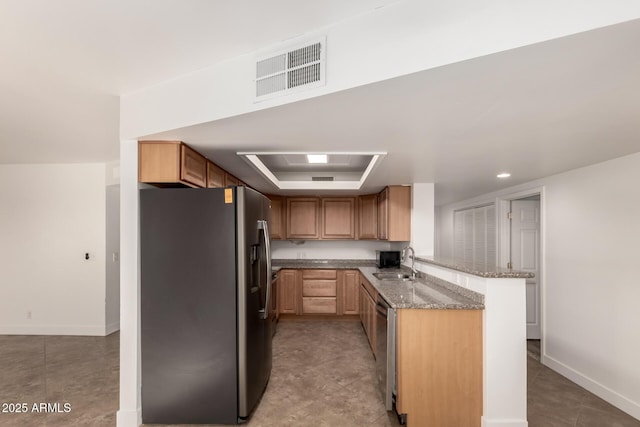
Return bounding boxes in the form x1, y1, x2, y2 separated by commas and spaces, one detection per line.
312, 176, 334, 182
255, 37, 326, 101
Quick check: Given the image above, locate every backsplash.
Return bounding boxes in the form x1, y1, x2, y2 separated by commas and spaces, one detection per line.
271, 240, 407, 260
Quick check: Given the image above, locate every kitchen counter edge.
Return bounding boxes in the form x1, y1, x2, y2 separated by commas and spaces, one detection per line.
415, 256, 535, 279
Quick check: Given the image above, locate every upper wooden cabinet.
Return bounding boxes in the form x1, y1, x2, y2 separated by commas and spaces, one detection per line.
378, 187, 389, 240
269, 196, 285, 240
286, 198, 320, 240
139, 141, 207, 187
321, 198, 355, 239
139, 141, 245, 190
225, 173, 240, 187
180, 144, 207, 187
358, 194, 378, 240
206, 161, 225, 188
378, 185, 411, 242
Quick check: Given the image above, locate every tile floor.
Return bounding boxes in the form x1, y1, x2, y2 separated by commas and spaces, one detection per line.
0, 321, 638, 426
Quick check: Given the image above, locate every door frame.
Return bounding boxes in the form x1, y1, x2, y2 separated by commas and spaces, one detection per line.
497, 186, 546, 351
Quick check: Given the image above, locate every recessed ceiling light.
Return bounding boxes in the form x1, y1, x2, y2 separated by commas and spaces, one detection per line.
497, 172, 511, 179
306, 154, 328, 164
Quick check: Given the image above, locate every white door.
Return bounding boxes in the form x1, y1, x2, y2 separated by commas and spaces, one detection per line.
510, 200, 541, 339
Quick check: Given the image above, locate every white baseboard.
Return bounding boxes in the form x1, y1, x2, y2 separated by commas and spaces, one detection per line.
0, 323, 107, 336
481, 417, 528, 427
105, 321, 120, 335
116, 408, 142, 427
543, 354, 640, 421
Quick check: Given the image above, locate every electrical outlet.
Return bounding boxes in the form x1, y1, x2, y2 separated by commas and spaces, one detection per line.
112, 252, 119, 262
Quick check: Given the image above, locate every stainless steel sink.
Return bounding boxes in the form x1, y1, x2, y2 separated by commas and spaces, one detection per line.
373, 272, 413, 281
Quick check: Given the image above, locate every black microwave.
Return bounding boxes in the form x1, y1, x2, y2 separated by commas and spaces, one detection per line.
376, 251, 401, 268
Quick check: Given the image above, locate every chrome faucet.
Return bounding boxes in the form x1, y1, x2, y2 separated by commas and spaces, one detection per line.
402, 246, 418, 279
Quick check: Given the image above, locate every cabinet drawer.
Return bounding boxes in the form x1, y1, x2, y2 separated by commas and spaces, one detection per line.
302, 280, 337, 297
302, 269, 337, 280
302, 297, 337, 314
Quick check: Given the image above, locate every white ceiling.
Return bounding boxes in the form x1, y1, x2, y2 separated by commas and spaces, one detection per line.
0, 0, 393, 163
2, 2, 640, 205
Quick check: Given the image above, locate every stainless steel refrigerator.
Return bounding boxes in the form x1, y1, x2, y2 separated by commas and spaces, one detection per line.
140, 186, 273, 424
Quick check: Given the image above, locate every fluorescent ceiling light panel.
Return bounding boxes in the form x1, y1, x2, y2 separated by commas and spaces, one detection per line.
238, 151, 386, 190
306, 154, 328, 164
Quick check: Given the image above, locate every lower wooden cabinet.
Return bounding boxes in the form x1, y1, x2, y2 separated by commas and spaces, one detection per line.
277, 270, 299, 314
396, 309, 482, 426
339, 270, 360, 315
301, 269, 337, 314
359, 275, 377, 355
277, 269, 360, 317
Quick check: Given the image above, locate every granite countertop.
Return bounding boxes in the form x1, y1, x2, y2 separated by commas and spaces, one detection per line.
415, 256, 535, 279
272, 259, 484, 310
272, 259, 377, 269
358, 267, 483, 310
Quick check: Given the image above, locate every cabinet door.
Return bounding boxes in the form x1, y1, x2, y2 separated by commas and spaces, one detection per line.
225, 172, 240, 187
342, 270, 360, 315
278, 270, 299, 314
206, 161, 225, 188
360, 280, 377, 353
360, 284, 368, 334
138, 141, 181, 183
269, 197, 285, 240
286, 198, 320, 239
378, 187, 389, 240
180, 144, 207, 187
359, 285, 366, 325
387, 185, 412, 241
358, 194, 378, 239
321, 198, 355, 239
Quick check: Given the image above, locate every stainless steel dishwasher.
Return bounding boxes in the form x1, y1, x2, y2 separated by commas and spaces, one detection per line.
375, 295, 396, 412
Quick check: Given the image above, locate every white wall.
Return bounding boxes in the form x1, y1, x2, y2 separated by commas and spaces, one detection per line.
272, 240, 394, 260
411, 183, 435, 257
436, 152, 640, 420
120, 0, 640, 139
0, 163, 108, 335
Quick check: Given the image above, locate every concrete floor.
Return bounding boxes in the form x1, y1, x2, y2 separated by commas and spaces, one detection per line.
1, 320, 638, 426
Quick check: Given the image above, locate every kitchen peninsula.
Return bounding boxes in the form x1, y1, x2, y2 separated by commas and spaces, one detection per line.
272, 258, 484, 426
272, 257, 530, 427
413, 256, 531, 427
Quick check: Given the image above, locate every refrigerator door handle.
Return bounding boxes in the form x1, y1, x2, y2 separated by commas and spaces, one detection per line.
257, 220, 271, 320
